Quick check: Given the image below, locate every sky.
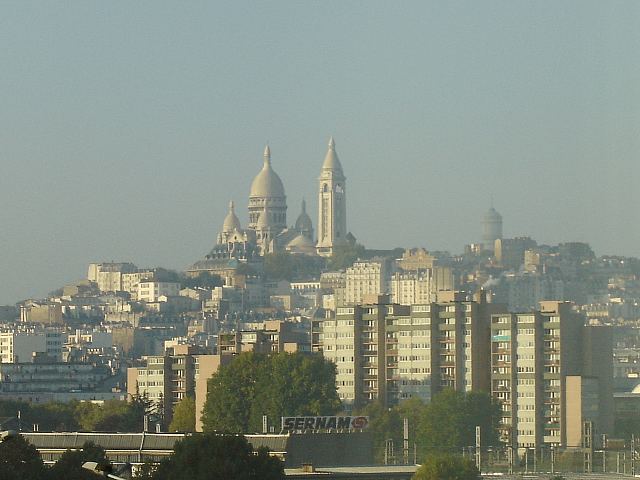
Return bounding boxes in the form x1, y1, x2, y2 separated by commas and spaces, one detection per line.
0, 1, 639, 304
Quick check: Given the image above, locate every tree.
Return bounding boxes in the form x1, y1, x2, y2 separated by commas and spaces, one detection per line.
48, 441, 110, 480
249, 352, 342, 430
0, 434, 47, 480
328, 243, 365, 270
169, 396, 196, 432
264, 252, 325, 281
76, 398, 145, 432
0, 399, 79, 432
417, 390, 500, 455
181, 272, 223, 289
358, 397, 425, 463
412, 454, 480, 480
202, 352, 341, 433
357, 400, 402, 463
203, 352, 268, 433
152, 433, 283, 480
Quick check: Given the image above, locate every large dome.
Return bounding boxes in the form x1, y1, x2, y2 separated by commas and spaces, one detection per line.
250, 145, 286, 198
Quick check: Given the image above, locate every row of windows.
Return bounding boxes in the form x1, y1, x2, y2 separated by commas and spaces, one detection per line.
137, 381, 164, 387
397, 355, 429, 361
137, 369, 164, 375
398, 368, 430, 374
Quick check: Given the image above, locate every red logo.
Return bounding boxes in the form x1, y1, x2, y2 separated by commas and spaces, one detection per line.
351, 416, 368, 429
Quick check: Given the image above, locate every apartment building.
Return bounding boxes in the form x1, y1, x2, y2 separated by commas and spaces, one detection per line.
217, 320, 309, 355
390, 268, 455, 307
0, 362, 111, 394
0, 330, 64, 363
128, 345, 206, 424
344, 260, 390, 306
315, 294, 504, 408
88, 262, 138, 293
490, 301, 612, 450
19, 302, 64, 325
137, 281, 181, 303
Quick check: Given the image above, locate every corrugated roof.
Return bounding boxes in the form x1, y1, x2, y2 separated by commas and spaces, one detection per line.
23, 432, 289, 453
246, 434, 289, 453
23, 432, 188, 451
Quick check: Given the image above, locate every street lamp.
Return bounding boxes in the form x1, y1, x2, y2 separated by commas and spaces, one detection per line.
81, 461, 127, 480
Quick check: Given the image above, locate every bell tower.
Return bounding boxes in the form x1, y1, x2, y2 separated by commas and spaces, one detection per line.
316, 137, 347, 257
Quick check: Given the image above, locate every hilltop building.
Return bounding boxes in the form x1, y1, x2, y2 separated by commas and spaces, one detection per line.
482, 206, 503, 253
192, 138, 352, 270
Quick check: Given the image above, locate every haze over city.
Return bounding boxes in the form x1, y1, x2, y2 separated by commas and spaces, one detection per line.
1, 1, 639, 304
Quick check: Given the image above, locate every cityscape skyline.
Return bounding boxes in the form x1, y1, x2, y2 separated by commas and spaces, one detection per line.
1, 2, 639, 304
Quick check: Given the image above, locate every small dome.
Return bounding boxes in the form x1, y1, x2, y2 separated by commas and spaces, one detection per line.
222, 201, 242, 233
250, 145, 286, 198
321, 137, 344, 172
295, 199, 313, 233
288, 234, 314, 248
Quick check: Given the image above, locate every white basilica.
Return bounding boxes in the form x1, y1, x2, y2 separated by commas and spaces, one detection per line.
216, 138, 350, 258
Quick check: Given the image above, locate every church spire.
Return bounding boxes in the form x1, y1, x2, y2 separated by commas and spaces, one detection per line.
263, 145, 271, 166
321, 136, 343, 173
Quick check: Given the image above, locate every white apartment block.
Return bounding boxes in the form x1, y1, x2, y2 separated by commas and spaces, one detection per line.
315, 298, 500, 408
0, 331, 63, 363
88, 262, 138, 293
391, 271, 434, 305
67, 330, 113, 349
122, 271, 156, 298
137, 281, 180, 303
489, 302, 613, 450
290, 281, 321, 294
344, 260, 390, 306
319, 307, 358, 404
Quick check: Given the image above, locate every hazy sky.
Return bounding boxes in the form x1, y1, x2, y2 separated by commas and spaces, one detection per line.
1, 2, 639, 304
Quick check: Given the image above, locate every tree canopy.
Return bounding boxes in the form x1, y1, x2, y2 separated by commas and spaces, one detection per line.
0, 396, 149, 433
202, 352, 341, 433
360, 390, 500, 463
180, 272, 223, 289
169, 396, 196, 432
417, 390, 500, 454
0, 433, 47, 480
48, 441, 111, 480
412, 454, 480, 480
152, 433, 283, 480
263, 252, 325, 281
328, 243, 365, 270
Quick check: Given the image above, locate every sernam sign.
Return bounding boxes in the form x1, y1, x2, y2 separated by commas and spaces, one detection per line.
281, 416, 369, 431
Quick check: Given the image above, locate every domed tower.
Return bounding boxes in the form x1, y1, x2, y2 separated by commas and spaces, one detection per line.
316, 137, 347, 257
482, 205, 503, 253
294, 199, 314, 240
217, 200, 242, 244
248, 145, 287, 253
